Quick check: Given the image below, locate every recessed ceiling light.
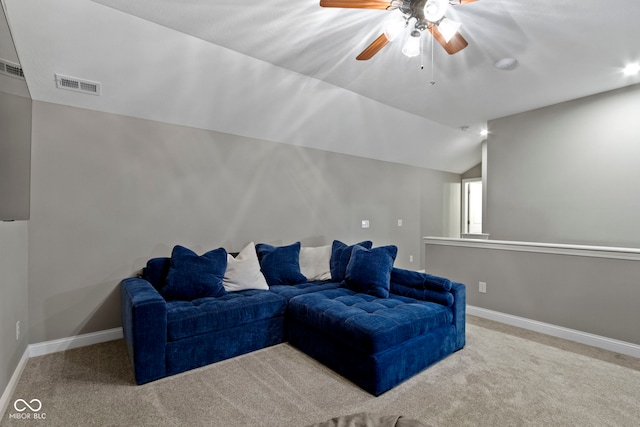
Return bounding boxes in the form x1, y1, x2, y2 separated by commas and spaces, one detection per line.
623, 63, 640, 76
494, 58, 519, 71
480, 129, 489, 136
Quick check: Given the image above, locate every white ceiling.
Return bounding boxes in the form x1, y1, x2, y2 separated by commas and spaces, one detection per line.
3, 0, 640, 173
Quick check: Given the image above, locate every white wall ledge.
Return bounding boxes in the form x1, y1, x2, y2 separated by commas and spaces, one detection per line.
424, 237, 640, 261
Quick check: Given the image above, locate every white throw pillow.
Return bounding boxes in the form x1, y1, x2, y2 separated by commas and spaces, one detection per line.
222, 242, 269, 292
299, 245, 332, 281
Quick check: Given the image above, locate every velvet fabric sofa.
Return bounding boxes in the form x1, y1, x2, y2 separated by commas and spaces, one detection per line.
120, 240, 465, 395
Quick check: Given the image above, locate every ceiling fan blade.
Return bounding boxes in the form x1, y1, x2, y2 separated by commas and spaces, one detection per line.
429, 26, 468, 54
319, 0, 394, 10
356, 34, 390, 60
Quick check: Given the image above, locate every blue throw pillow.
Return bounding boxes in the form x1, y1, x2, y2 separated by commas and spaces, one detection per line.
255, 242, 307, 286
329, 240, 373, 282
142, 257, 170, 291
343, 245, 398, 298
161, 245, 227, 301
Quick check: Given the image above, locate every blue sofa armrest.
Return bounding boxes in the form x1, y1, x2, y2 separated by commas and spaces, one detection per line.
390, 269, 466, 351
449, 282, 466, 350
390, 268, 455, 307
121, 277, 167, 384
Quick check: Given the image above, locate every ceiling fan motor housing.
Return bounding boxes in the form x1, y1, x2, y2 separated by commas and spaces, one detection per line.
318, 0, 470, 59
406, 0, 448, 30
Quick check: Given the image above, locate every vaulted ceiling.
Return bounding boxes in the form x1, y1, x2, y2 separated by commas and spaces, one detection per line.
2, 0, 640, 173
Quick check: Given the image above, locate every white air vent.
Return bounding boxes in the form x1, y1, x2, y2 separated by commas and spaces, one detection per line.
55, 74, 101, 95
0, 58, 25, 80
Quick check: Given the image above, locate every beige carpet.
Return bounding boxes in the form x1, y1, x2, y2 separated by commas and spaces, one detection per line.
2, 316, 640, 426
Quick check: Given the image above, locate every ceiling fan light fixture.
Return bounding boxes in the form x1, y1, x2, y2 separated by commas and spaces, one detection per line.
402, 30, 422, 58
438, 18, 461, 43
423, 0, 449, 23
383, 11, 406, 42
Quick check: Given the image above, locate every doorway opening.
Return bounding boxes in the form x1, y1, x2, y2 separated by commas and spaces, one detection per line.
462, 178, 482, 235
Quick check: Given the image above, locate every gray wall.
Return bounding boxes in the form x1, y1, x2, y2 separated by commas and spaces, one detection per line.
461, 163, 481, 180
420, 169, 461, 266
425, 243, 640, 345
0, 221, 29, 401
425, 84, 640, 346
27, 100, 461, 343
486, 83, 640, 247
0, 91, 31, 220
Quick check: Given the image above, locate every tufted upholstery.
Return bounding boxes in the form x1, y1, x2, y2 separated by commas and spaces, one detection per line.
122, 261, 465, 391
268, 280, 341, 299
288, 288, 453, 354
166, 290, 287, 341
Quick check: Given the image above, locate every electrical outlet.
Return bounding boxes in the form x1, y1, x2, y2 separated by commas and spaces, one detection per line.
409, 255, 414, 263
361, 220, 370, 229
16, 321, 20, 341
397, 219, 403, 227
479, 281, 487, 293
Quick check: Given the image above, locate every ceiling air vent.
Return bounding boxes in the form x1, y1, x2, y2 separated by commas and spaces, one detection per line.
0, 58, 25, 80
55, 74, 101, 96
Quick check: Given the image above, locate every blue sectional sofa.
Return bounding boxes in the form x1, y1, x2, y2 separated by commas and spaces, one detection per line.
121, 240, 465, 395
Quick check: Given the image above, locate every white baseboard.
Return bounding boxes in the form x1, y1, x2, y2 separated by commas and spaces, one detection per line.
0, 347, 29, 419
28, 327, 123, 358
1, 327, 123, 418
467, 305, 640, 359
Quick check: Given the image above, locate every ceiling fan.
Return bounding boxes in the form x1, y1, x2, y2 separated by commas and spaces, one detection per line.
319, 0, 477, 60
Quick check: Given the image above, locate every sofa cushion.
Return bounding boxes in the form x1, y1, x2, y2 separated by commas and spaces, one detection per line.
343, 245, 398, 298
269, 281, 341, 300
299, 245, 332, 281
329, 240, 373, 282
166, 290, 287, 341
162, 246, 227, 301
223, 242, 269, 292
255, 242, 307, 286
287, 288, 453, 354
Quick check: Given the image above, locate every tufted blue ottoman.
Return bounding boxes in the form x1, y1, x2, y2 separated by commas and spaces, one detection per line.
287, 287, 463, 395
